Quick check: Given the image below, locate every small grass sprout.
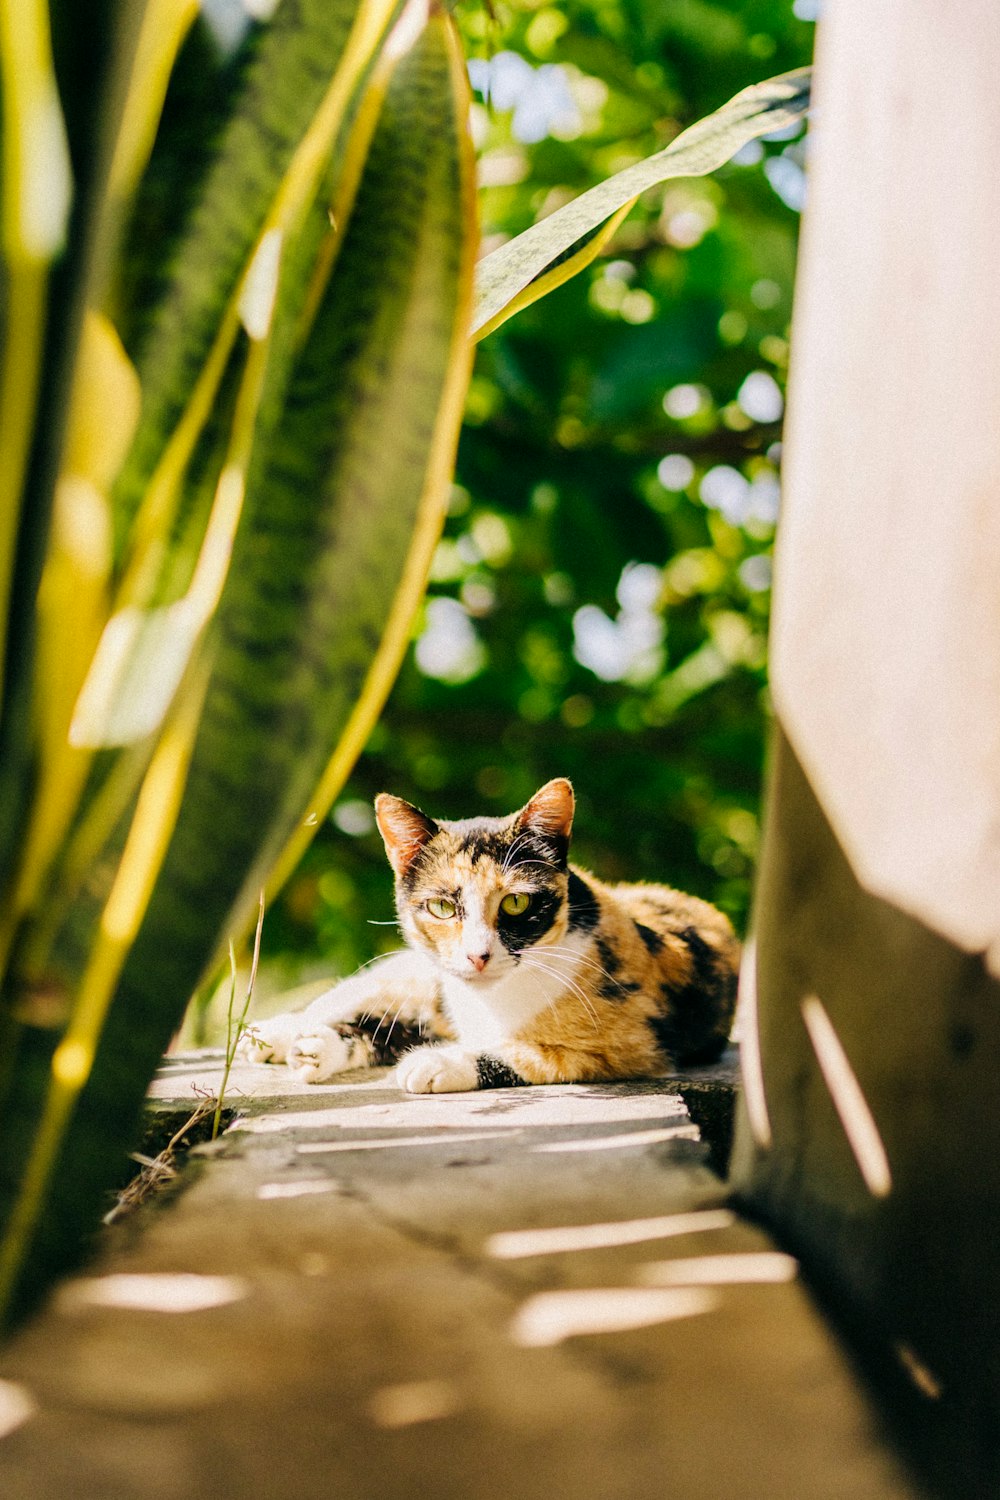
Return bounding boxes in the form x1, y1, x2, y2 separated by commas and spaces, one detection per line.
212, 890, 266, 1140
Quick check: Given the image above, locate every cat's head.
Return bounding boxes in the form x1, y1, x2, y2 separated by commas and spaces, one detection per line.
374, 778, 575, 984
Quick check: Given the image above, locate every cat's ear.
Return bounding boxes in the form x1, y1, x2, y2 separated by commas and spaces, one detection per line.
517, 777, 575, 841
375, 793, 439, 877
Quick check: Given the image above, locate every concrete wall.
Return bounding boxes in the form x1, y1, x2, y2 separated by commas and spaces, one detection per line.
733, 5, 1000, 1491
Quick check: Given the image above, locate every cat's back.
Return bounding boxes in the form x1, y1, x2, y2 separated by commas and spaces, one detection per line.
606, 876, 737, 954
568, 864, 739, 1065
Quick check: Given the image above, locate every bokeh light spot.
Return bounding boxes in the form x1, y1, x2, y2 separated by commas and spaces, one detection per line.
737, 371, 784, 423
657, 453, 695, 491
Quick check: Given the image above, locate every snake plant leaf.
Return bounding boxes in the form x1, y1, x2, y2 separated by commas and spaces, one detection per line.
106, 0, 200, 207
8, 2, 412, 979
111, 0, 407, 560
131, 13, 475, 981
0, 0, 73, 819
1, 0, 225, 942
64, 3, 412, 758
8, 315, 138, 936
472, 66, 811, 341
0, 0, 139, 926
0, 10, 476, 1327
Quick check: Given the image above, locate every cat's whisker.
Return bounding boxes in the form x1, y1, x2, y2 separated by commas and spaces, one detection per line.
534, 942, 630, 995
379, 991, 415, 1048
382, 998, 406, 1051
354, 988, 410, 1050
501, 834, 552, 877
540, 954, 633, 1009
517, 943, 606, 986
518, 955, 602, 1034
500, 832, 533, 875
348, 951, 404, 978
545, 941, 640, 993
536, 943, 614, 975
538, 940, 609, 962
525, 967, 601, 1035
368, 997, 397, 1033
518, 953, 579, 1006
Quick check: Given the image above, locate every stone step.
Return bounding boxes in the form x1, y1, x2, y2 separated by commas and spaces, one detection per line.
0, 1056, 918, 1499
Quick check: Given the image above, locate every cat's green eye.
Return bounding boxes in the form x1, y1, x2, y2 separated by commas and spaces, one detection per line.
500, 892, 532, 917
426, 897, 456, 920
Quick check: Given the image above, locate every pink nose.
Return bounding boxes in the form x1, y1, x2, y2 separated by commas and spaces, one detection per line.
468, 952, 490, 972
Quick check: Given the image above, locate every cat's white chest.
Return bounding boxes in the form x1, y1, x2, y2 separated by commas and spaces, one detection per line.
441, 933, 588, 1051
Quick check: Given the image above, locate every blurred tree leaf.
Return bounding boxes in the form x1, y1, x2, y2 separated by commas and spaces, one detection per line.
473, 65, 809, 338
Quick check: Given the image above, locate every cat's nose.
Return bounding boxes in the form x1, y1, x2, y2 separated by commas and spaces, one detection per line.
467, 951, 491, 972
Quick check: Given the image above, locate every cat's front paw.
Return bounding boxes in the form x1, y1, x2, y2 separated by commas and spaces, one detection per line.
287, 1026, 363, 1084
237, 1013, 302, 1065
397, 1044, 479, 1094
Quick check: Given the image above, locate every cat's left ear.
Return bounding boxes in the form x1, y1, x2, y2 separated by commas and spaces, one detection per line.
517, 777, 575, 841
375, 794, 439, 878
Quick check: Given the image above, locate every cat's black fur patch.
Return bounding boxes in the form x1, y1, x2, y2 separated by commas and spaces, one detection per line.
476, 1055, 527, 1089
540, 832, 570, 868
595, 934, 640, 1000
460, 831, 511, 866
508, 830, 569, 871
635, 921, 664, 955
595, 935, 621, 974
399, 854, 432, 894
598, 975, 641, 1001
456, 826, 567, 874
342, 1017, 429, 1065
647, 925, 733, 1064
500, 887, 562, 952
567, 870, 600, 932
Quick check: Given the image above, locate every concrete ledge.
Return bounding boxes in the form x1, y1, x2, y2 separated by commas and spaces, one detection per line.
0, 1056, 919, 1499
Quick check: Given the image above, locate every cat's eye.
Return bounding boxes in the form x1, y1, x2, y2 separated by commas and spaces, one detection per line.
500, 892, 532, 917
426, 897, 456, 920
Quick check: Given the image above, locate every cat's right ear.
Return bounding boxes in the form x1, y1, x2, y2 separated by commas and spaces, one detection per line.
374, 794, 439, 878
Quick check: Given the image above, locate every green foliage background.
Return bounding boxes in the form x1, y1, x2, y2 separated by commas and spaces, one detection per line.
261, 0, 815, 989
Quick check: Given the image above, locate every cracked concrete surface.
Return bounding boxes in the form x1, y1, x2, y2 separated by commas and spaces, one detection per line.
0, 1054, 920, 1499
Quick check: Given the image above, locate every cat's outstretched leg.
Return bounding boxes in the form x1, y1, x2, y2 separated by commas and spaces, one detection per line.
285, 1026, 380, 1085
238, 950, 449, 1083
397, 1045, 549, 1093
396, 1040, 635, 1093
395, 1045, 484, 1093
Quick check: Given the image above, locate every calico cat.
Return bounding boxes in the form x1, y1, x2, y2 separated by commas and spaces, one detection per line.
241, 778, 739, 1092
